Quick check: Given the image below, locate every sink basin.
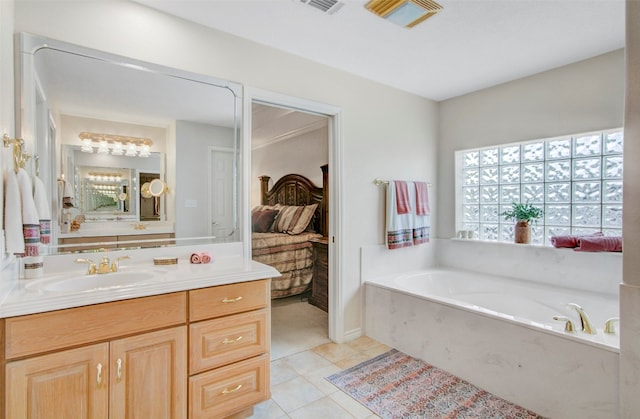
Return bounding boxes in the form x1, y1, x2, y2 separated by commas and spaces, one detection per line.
25, 269, 167, 293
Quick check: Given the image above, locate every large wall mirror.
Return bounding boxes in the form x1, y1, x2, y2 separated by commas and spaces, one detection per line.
16, 33, 242, 253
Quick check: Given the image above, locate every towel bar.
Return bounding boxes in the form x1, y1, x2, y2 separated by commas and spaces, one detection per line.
374, 178, 431, 187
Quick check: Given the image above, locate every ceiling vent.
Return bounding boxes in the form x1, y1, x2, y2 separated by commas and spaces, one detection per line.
300, 0, 345, 14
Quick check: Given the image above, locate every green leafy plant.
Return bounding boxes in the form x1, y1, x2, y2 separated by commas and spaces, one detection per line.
500, 202, 544, 224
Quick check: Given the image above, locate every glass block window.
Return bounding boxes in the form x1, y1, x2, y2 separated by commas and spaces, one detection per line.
457, 129, 623, 245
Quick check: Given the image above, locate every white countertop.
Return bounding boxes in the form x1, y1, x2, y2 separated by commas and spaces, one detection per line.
0, 243, 280, 318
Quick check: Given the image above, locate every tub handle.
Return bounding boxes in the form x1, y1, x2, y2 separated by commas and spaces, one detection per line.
553, 316, 575, 333
604, 317, 619, 334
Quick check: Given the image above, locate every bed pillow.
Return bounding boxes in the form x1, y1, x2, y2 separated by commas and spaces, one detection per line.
273, 204, 318, 235
252, 209, 279, 233
251, 204, 278, 214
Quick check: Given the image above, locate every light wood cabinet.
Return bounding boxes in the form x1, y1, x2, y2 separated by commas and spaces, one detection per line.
2, 279, 270, 419
6, 327, 186, 419
188, 279, 270, 419
110, 327, 187, 418
6, 343, 110, 418
58, 232, 175, 252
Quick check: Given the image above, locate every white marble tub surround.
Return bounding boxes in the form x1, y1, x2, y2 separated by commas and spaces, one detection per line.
438, 238, 622, 295
383, 269, 619, 350
0, 242, 280, 318
361, 241, 621, 418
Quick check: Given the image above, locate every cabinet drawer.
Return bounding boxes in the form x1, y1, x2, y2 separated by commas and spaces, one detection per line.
189, 354, 269, 419
189, 280, 269, 321
5, 292, 187, 359
190, 309, 268, 374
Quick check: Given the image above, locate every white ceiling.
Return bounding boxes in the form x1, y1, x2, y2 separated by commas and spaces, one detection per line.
136, 0, 626, 101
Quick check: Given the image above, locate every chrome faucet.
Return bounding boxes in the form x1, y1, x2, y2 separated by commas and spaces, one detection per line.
567, 303, 597, 334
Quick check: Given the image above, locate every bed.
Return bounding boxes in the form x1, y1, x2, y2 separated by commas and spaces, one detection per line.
251, 165, 328, 299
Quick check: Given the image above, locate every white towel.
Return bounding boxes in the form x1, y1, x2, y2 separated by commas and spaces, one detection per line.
62, 179, 74, 200
33, 176, 51, 245
3, 169, 25, 254
16, 168, 40, 256
386, 180, 414, 249
413, 208, 430, 245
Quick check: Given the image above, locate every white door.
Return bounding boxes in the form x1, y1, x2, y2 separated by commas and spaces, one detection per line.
209, 147, 236, 241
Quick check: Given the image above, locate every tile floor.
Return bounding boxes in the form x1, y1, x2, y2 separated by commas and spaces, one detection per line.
250, 336, 391, 419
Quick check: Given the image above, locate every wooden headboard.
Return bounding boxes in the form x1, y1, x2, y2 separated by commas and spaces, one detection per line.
259, 164, 328, 237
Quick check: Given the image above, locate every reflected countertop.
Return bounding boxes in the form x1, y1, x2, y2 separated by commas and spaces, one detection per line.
58, 221, 175, 238
0, 243, 279, 318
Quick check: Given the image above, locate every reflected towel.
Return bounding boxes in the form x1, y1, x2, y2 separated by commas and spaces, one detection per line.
33, 176, 51, 245
394, 181, 411, 215
415, 182, 430, 216
16, 169, 40, 256
550, 232, 603, 248
190, 253, 201, 264
62, 179, 74, 200
200, 253, 212, 264
386, 181, 414, 250
575, 236, 622, 252
3, 170, 25, 254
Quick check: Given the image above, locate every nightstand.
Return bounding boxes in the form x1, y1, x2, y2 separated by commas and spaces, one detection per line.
309, 237, 329, 312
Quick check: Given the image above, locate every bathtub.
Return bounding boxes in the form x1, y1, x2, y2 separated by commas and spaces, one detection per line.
365, 268, 620, 418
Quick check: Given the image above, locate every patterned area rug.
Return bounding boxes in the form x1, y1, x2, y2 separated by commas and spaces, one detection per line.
326, 349, 543, 419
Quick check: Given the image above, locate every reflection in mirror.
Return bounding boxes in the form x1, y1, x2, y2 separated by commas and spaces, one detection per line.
17, 33, 242, 254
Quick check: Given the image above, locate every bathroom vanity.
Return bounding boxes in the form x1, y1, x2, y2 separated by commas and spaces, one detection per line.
0, 246, 278, 419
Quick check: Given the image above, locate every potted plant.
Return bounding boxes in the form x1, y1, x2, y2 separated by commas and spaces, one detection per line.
500, 202, 544, 244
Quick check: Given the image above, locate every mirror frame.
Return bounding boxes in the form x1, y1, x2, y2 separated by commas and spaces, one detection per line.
16, 32, 244, 254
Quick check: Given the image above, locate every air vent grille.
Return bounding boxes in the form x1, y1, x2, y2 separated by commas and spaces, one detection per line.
300, 0, 345, 14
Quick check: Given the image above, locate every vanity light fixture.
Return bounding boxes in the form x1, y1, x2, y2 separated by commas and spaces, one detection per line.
97, 140, 109, 154
111, 142, 124, 156
86, 172, 123, 183
78, 132, 153, 158
81, 138, 93, 153
365, 0, 443, 28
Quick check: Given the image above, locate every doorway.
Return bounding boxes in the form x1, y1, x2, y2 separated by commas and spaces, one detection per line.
246, 89, 343, 346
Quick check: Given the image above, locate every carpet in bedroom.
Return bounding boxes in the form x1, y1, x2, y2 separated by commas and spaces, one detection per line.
271, 294, 330, 361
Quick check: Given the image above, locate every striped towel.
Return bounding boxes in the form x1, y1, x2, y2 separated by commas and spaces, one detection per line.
16, 169, 40, 256
386, 181, 414, 249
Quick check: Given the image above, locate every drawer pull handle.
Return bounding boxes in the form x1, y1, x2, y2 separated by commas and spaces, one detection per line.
222, 296, 243, 303
222, 384, 242, 394
222, 336, 243, 344
96, 363, 103, 386
116, 358, 123, 381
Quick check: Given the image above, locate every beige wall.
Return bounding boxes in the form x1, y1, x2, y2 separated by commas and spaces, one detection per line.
438, 50, 625, 239
14, 0, 439, 338
251, 127, 328, 208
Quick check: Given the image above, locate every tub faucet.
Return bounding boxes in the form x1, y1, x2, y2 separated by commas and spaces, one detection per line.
567, 303, 596, 335
604, 317, 619, 334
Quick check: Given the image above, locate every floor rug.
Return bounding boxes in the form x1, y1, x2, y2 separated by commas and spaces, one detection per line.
326, 349, 543, 419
